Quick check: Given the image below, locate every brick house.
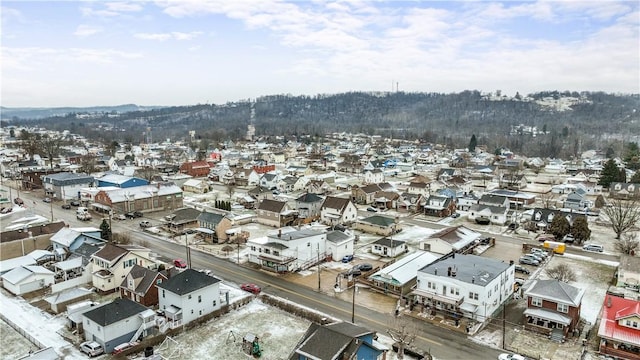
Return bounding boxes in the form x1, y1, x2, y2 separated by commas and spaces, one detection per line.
119, 265, 167, 307
179, 161, 210, 177
523, 279, 585, 340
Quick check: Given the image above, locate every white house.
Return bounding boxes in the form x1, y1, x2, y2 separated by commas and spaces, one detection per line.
247, 228, 327, 272
363, 169, 385, 184
326, 230, 355, 262
82, 298, 155, 353
419, 225, 481, 255
412, 254, 514, 322
320, 196, 358, 226
157, 269, 222, 327
368, 250, 441, 297
1, 265, 55, 295
371, 238, 407, 258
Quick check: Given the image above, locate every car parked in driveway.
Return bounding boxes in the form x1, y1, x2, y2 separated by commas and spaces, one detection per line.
43, 197, 51, 203
563, 234, 575, 243
341, 254, 354, 263
61, 203, 71, 209
139, 220, 151, 228
114, 213, 126, 220
514, 265, 530, 275
354, 263, 373, 272
450, 212, 460, 218
366, 207, 378, 212
240, 283, 261, 294
70, 200, 80, 206
519, 256, 539, 266
80, 341, 104, 357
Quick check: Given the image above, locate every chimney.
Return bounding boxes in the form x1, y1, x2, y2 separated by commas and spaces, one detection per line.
434, 268, 438, 276
452, 252, 455, 259
278, 229, 281, 238
472, 276, 475, 284
510, 260, 514, 265
448, 267, 452, 277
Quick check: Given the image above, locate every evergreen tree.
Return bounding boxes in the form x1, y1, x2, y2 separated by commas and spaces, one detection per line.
100, 219, 112, 241
571, 216, 591, 245
599, 159, 624, 188
468, 134, 477, 152
605, 147, 615, 159
630, 171, 640, 183
549, 214, 570, 240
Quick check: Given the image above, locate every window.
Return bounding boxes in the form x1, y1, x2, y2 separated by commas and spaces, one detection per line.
191, 310, 194, 314
273, 251, 279, 256
495, 284, 498, 292
188, 294, 192, 300
428, 282, 436, 290
469, 292, 478, 300
251, 246, 256, 251
532, 297, 542, 307
264, 248, 271, 254
557, 303, 569, 313
198, 295, 202, 303
199, 310, 202, 315
162, 290, 165, 298
625, 320, 631, 326
488, 290, 492, 297
156, 279, 162, 284
213, 300, 217, 307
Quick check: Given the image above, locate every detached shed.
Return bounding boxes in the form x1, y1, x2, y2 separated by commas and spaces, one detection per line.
1, 265, 55, 295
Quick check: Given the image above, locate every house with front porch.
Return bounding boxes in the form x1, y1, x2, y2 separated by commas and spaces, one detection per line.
363, 169, 384, 184
610, 182, 640, 200
156, 269, 223, 327
320, 196, 358, 226
182, 178, 209, 194
616, 255, 640, 292
259, 172, 280, 189
256, 199, 296, 228
598, 295, 640, 360
91, 244, 157, 293
412, 254, 514, 322
351, 184, 381, 205
419, 225, 481, 255
295, 193, 324, 221
397, 192, 423, 213
523, 279, 584, 340
371, 238, 407, 258
407, 181, 431, 196
423, 195, 456, 217
368, 251, 441, 298
82, 298, 156, 353
247, 228, 327, 272
563, 191, 591, 211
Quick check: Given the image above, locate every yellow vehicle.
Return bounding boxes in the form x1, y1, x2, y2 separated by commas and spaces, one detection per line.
543, 240, 565, 254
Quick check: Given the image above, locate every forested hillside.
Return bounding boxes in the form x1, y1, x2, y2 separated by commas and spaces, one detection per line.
4, 91, 639, 158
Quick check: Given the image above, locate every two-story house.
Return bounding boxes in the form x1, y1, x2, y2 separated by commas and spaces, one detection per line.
91, 244, 156, 293
616, 255, 640, 292
407, 181, 431, 197
325, 230, 355, 262
247, 228, 327, 272
259, 172, 280, 190
598, 295, 640, 360
82, 298, 156, 353
256, 199, 296, 228
196, 211, 230, 243
423, 195, 456, 217
289, 322, 386, 360
412, 254, 514, 322
119, 265, 167, 307
419, 225, 481, 255
351, 184, 382, 205
363, 169, 385, 184
179, 160, 210, 177
610, 182, 640, 200
320, 196, 358, 226
468, 194, 510, 225
523, 279, 585, 341
50, 227, 105, 252
295, 193, 324, 221
157, 269, 222, 327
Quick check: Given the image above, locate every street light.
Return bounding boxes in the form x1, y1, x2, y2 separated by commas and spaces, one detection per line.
351, 281, 359, 323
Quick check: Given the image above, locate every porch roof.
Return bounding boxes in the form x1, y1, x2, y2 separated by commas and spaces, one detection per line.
524, 308, 571, 325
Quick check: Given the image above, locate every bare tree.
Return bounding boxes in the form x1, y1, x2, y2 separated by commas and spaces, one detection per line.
615, 232, 639, 255
112, 232, 131, 245
136, 166, 158, 182
40, 133, 65, 169
386, 318, 417, 360
544, 264, 576, 282
79, 154, 99, 174
600, 198, 640, 239
227, 184, 236, 201
538, 192, 557, 209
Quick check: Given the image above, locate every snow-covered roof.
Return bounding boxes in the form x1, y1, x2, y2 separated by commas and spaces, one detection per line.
2, 265, 54, 284
54, 256, 84, 271
369, 251, 441, 286
0, 250, 53, 275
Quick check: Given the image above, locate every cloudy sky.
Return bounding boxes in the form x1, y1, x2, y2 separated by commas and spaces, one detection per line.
2, 1, 638, 107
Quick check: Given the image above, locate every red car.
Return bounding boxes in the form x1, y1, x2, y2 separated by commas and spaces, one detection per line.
240, 283, 261, 294
173, 259, 187, 268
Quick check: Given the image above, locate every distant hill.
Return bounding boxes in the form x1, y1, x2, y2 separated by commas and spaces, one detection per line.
0, 104, 164, 120
3, 91, 639, 158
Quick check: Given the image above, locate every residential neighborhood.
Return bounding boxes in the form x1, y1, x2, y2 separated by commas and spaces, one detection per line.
0, 124, 639, 360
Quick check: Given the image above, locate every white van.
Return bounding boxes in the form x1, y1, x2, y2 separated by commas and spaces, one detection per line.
76, 207, 89, 215
583, 244, 604, 253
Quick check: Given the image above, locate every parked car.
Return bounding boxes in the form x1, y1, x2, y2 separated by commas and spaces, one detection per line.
13, 197, 24, 206
114, 213, 126, 220
80, 341, 104, 357
366, 207, 378, 212
133, 211, 144, 218
583, 244, 604, 253
354, 263, 373, 272
498, 353, 526, 360
530, 248, 548, 257
173, 258, 187, 268
112, 341, 138, 355
240, 283, 261, 294
341, 254, 354, 263
70, 200, 80, 206
563, 234, 575, 244
518, 256, 539, 266
61, 203, 71, 209
139, 220, 151, 228
527, 252, 545, 262
43, 197, 51, 203
537, 235, 555, 242
0, 207, 12, 214
514, 265, 530, 275
450, 212, 460, 218
345, 268, 362, 278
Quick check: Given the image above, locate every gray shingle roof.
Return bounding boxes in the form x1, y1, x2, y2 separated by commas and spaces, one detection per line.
83, 298, 148, 326
419, 254, 510, 286
525, 279, 585, 307
156, 269, 220, 295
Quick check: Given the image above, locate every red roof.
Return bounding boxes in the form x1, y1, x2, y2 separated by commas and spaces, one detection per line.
598, 295, 640, 347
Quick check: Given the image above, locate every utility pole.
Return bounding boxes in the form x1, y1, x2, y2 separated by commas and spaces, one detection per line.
49, 199, 54, 222
351, 282, 356, 323
502, 303, 506, 349
317, 243, 321, 292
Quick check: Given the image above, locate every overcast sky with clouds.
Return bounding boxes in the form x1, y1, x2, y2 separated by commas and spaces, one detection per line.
1, 1, 638, 107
